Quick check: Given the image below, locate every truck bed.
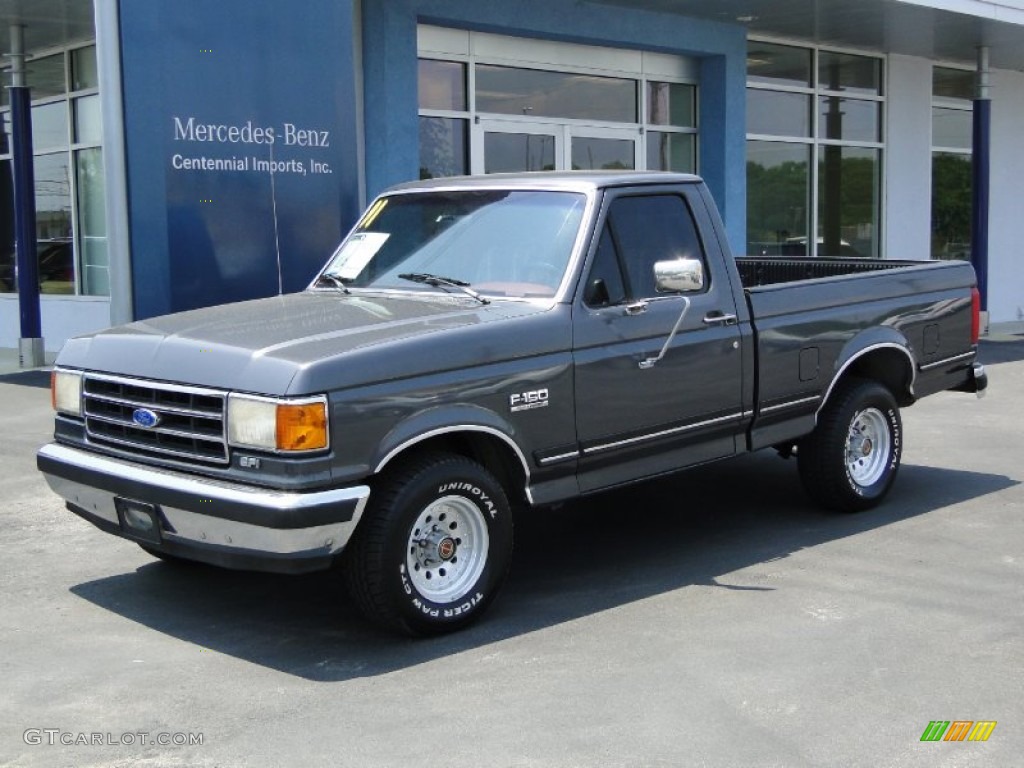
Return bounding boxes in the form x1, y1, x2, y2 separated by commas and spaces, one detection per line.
736, 255, 979, 452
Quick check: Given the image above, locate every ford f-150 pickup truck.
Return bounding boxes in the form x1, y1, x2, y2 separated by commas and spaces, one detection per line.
38, 172, 987, 635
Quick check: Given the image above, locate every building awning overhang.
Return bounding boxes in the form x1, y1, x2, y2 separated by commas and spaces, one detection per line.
3, 0, 1024, 71
0, 0, 94, 54
593, 0, 1024, 70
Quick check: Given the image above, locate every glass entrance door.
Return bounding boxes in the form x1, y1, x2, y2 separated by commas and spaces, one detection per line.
473, 120, 639, 174
567, 126, 639, 171
473, 120, 561, 174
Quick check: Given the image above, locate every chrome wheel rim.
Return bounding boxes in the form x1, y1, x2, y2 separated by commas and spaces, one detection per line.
846, 407, 891, 487
406, 495, 489, 603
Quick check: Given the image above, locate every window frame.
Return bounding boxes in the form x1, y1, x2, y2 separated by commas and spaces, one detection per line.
417, 29, 700, 178
745, 39, 886, 259
0, 41, 105, 297
582, 191, 710, 308
929, 64, 974, 262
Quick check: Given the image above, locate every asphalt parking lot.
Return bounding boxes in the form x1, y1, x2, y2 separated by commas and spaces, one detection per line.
1, 340, 1021, 768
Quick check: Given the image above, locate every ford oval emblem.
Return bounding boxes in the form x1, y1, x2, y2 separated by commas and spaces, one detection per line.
132, 408, 161, 429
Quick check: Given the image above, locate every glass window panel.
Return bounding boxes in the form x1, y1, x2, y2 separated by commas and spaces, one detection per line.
818, 52, 882, 96
646, 132, 695, 173
932, 107, 972, 150
571, 137, 634, 171
606, 194, 706, 298
80, 240, 110, 295
418, 59, 466, 111
76, 148, 106, 238
74, 94, 103, 144
35, 152, 74, 293
32, 101, 69, 150
0, 160, 13, 292
419, 117, 468, 180
648, 82, 695, 127
72, 46, 99, 91
484, 132, 555, 174
476, 65, 637, 122
931, 153, 971, 261
337, 190, 585, 299
27, 54, 67, 99
817, 145, 880, 258
933, 67, 974, 101
747, 89, 811, 137
818, 96, 880, 142
747, 42, 812, 88
746, 141, 811, 256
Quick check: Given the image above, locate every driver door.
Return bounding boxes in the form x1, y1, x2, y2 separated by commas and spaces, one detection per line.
572, 187, 745, 493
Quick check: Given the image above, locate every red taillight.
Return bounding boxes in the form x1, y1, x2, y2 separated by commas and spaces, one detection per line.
970, 286, 981, 345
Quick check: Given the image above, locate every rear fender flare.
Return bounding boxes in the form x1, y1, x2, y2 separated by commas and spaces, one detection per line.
817, 331, 916, 418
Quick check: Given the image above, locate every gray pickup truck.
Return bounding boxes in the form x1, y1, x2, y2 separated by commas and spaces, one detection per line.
38, 172, 987, 635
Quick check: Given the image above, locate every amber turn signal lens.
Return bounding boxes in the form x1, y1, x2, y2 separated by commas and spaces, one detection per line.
276, 402, 328, 451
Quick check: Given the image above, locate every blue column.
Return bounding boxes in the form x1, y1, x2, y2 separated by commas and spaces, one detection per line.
10, 85, 41, 340
970, 47, 990, 311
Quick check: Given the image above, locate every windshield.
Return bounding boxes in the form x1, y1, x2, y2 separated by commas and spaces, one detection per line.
319, 189, 587, 299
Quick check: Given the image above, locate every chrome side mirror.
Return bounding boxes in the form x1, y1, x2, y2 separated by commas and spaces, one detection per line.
654, 258, 704, 294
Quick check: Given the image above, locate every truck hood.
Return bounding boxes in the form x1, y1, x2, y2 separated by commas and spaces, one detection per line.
56, 291, 563, 395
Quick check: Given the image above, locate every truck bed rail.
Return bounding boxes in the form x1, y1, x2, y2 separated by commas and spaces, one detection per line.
735, 257, 925, 288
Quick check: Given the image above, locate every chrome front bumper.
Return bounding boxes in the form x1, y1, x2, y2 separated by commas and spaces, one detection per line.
37, 443, 370, 574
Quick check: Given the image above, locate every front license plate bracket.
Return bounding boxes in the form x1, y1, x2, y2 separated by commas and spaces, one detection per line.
114, 497, 164, 545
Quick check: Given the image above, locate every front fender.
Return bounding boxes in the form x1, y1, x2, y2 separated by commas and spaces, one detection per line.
372, 404, 530, 480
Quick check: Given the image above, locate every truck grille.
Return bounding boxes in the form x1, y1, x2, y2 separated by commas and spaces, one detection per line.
82, 374, 229, 465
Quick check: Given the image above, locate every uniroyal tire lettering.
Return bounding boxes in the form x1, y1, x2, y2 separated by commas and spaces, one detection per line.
436, 482, 497, 518
887, 408, 901, 470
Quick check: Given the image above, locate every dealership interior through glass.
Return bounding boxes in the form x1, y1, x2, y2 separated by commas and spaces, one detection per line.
417, 29, 698, 180
1, 42, 107, 296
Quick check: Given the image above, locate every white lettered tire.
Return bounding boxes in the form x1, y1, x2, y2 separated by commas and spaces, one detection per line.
344, 453, 513, 636
798, 378, 903, 512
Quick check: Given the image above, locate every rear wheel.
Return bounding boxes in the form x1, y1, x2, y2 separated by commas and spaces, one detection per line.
798, 379, 902, 512
344, 453, 513, 636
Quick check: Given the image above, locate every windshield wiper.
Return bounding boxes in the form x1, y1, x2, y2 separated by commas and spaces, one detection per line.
317, 272, 351, 294
398, 273, 490, 305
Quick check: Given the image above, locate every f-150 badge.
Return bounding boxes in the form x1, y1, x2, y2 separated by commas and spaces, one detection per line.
510, 388, 549, 413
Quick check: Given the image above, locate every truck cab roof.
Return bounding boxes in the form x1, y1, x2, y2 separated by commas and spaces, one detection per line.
387, 170, 704, 195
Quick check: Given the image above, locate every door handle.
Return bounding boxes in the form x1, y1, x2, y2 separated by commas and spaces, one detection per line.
703, 311, 738, 326
624, 301, 648, 316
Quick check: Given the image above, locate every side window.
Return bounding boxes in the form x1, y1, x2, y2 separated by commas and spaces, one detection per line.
606, 194, 706, 299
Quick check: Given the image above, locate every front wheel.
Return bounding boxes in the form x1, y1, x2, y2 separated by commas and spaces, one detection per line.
344, 453, 513, 636
798, 379, 903, 512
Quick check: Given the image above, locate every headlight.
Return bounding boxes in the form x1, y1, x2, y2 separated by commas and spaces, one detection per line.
227, 394, 328, 452
51, 369, 83, 416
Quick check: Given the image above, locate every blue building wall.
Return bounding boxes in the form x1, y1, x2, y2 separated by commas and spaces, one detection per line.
362, 0, 748, 253
117, 0, 746, 321
119, 0, 360, 319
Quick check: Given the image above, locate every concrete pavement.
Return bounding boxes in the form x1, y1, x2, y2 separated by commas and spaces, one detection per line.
0, 340, 1021, 767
